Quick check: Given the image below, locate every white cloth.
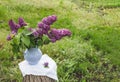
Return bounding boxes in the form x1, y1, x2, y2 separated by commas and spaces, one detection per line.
18, 54, 58, 81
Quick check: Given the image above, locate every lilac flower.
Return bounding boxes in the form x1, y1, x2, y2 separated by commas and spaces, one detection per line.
38, 22, 50, 30
44, 24, 50, 31
11, 31, 17, 35
9, 19, 20, 33
7, 35, 12, 41
9, 18, 26, 33
50, 15, 57, 23
51, 29, 61, 39
36, 28, 43, 37
38, 22, 50, 35
51, 38, 57, 43
7, 16, 71, 49
48, 28, 71, 42
18, 17, 27, 27
30, 27, 44, 38
15, 24, 21, 29
59, 29, 71, 36
43, 24, 50, 34
28, 28, 33, 31
32, 29, 39, 37
48, 29, 61, 42
42, 15, 57, 25
42, 17, 49, 25
44, 62, 49, 68
38, 22, 44, 28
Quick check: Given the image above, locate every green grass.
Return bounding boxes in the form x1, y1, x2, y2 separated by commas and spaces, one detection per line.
0, 0, 120, 82
80, 26, 120, 66
73, 0, 120, 8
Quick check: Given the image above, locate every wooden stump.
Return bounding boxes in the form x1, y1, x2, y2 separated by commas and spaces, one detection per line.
23, 75, 56, 82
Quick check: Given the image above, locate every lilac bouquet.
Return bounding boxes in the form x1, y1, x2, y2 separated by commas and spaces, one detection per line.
7, 15, 71, 53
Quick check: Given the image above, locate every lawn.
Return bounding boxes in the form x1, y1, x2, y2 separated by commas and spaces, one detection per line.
0, 0, 120, 82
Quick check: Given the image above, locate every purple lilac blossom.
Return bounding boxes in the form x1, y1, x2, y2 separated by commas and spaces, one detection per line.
44, 62, 49, 67
42, 15, 57, 25
28, 28, 33, 31
50, 29, 61, 39
43, 24, 50, 31
7, 35, 11, 41
18, 17, 27, 27
15, 24, 21, 29
43, 24, 50, 34
50, 38, 56, 42
38, 22, 44, 28
29, 27, 43, 38
32, 29, 39, 37
8, 19, 19, 41
11, 31, 16, 35
36, 28, 43, 37
38, 22, 50, 34
48, 28, 71, 42
59, 29, 71, 36
48, 29, 60, 42
9, 19, 20, 33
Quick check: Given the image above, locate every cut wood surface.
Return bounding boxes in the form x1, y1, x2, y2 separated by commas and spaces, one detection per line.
23, 75, 56, 82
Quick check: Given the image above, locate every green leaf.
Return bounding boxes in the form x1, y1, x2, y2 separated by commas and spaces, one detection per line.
37, 39, 43, 46
24, 25, 29, 28
21, 28, 31, 35
21, 36, 30, 48
42, 35, 50, 44
12, 35, 20, 45
18, 28, 24, 33
26, 31, 33, 36
11, 43, 20, 53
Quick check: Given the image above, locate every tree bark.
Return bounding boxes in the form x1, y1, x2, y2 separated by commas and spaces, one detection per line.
23, 75, 56, 82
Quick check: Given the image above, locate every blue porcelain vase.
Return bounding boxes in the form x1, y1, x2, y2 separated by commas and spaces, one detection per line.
24, 48, 42, 65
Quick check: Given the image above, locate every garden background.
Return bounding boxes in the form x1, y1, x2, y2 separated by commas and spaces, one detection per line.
0, 0, 120, 82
